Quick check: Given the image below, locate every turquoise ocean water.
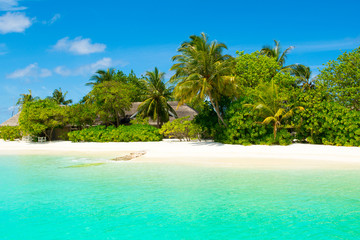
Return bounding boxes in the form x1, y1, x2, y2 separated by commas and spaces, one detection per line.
1, 155, 360, 240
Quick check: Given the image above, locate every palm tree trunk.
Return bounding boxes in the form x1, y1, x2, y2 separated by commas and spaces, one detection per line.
209, 96, 227, 127
157, 107, 160, 128
273, 122, 278, 140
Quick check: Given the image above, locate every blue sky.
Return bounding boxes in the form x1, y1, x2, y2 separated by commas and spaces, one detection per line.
1, 0, 360, 123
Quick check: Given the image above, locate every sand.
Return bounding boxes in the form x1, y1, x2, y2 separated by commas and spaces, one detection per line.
1, 140, 360, 169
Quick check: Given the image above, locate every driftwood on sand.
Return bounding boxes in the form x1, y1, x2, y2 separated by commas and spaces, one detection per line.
112, 151, 146, 161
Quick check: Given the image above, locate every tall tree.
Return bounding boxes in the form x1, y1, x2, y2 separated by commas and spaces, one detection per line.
16, 89, 39, 111
261, 40, 294, 69
47, 88, 73, 105
137, 67, 176, 128
316, 47, 360, 110
170, 33, 236, 126
19, 99, 68, 140
86, 68, 116, 86
89, 81, 132, 127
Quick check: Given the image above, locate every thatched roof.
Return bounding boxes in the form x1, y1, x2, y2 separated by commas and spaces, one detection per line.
0, 102, 198, 127
0, 112, 20, 127
126, 101, 198, 121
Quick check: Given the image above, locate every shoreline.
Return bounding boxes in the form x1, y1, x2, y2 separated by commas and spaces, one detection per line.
1, 140, 360, 169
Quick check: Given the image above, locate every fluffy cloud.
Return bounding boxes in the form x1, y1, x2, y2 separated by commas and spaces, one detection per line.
6, 63, 52, 81
55, 57, 113, 76
0, 0, 26, 11
0, 12, 32, 34
52, 37, 106, 55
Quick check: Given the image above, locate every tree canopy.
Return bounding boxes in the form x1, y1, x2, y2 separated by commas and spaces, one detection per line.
170, 32, 237, 126
316, 47, 360, 110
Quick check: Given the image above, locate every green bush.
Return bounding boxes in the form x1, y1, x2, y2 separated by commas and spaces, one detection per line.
297, 90, 360, 146
68, 124, 162, 142
216, 99, 293, 145
130, 117, 150, 125
0, 126, 22, 141
160, 117, 202, 141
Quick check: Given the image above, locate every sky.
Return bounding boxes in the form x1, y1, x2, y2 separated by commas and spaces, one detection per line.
1, 0, 360, 123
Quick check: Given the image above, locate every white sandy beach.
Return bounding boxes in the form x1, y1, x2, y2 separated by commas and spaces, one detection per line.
1, 140, 360, 169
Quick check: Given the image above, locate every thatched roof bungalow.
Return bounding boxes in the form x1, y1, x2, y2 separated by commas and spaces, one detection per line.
0, 112, 20, 127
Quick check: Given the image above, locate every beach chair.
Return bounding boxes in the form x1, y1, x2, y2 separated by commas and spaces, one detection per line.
38, 137, 46, 143
22, 136, 32, 142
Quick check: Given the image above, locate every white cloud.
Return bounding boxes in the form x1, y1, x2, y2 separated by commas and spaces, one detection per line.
52, 37, 106, 55
0, 0, 26, 11
49, 13, 60, 24
54, 66, 72, 76
0, 12, 32, 34
294, 37, 360, 53
42, 13, 61, 25
55, 57, 114, 76
6, 63, 52, 81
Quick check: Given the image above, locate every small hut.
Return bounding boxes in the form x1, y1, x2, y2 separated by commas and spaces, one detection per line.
0, 112, 20, 127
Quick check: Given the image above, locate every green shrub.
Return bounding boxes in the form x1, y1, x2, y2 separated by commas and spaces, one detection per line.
68, 124, 162, 142
216, 99, 293, 145
160, 117, 202, 141
297, 90, 360, 146
130, 117, 150, 125
0, 126, 22, 141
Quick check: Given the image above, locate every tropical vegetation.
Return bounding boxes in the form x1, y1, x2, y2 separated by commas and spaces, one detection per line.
137, 67, 176, 128
68, 125, 162, 142
2, 33, 359, 146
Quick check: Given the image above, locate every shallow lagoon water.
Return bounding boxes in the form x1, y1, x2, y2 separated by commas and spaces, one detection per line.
1, 155, 360, 240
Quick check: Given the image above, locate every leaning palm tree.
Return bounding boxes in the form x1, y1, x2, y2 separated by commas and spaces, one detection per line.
246, 81, 304, 140
170, 32, 237, 126
261, 40, 294, 70
137, 67, 177, 128
86, 68, 116, 86
16, 89, 39, 111
288, 64, 314, 90
47, 88, 73, 105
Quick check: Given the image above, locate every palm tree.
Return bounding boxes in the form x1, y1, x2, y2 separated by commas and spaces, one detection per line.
137, 67, 177, 128
261, 40, 294, 70
288, 64, 315, 90
170, 33, 236, 126
246, 81, 304, 139
16, 89, 39, 111
86, 68, 116, 86
47, 88, 73, 105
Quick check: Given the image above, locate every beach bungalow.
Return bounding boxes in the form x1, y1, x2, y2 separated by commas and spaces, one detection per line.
0, 112, 20, 127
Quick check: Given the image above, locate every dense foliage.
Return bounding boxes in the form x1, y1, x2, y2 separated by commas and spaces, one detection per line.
296, 90, 360, 146
68, 125, 162, 142
235, 51, 279, 89
11, 34, 360, 146
19, 99, 68, 140
88, 81, 132, 127
316, 47, 360, 110
215, 98, 293, 145
160, 117, 202, 141
0, 126, 22, 141
67, 104, 97, 129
